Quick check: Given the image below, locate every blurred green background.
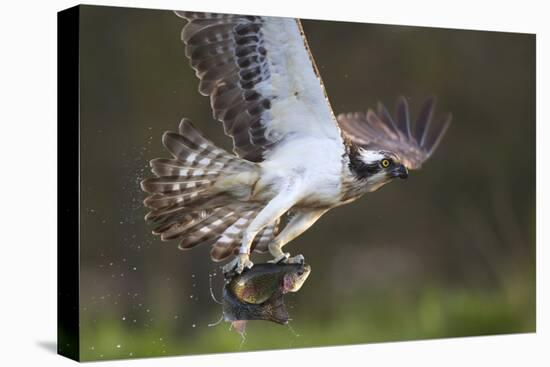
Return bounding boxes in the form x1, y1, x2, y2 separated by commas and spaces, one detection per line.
77, 5, 535, 361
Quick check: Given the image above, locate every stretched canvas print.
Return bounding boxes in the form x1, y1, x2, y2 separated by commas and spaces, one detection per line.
58, 4, 536, 362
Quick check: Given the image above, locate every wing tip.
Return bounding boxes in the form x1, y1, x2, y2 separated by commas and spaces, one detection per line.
339, 95, 452, 169
173, 10, 186, 19
173, 11, 201, 20
426, 111, 453, 158
178, 117, 196, 134
161, 130, 177, 147
396, 95, 408, 106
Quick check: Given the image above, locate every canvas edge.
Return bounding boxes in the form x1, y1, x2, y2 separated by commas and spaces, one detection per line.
57, 4, 81, 362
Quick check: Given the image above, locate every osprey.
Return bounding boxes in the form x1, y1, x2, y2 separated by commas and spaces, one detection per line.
141, 12, 451, 273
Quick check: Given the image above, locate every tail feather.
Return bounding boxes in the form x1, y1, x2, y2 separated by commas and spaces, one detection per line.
163, 118, 256, 174
251, 219, 280, 253
209, 215, 281, 261
141, 177, 213, 194
177, 207, 241, 249
146, 208, 211, 234
143, 191, 206, 210
209, 210, 259, 261
142, 118, 265, 261
162, 131, 229, 169
149, 158, 221, 178
145, 202, 200, 222
158, 210, 212, 240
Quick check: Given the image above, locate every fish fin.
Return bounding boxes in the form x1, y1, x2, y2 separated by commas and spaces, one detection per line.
231, 320, 248, 336
264, 293, 289, 325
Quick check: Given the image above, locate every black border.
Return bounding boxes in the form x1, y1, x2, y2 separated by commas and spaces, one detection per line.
57, 5, 80, 362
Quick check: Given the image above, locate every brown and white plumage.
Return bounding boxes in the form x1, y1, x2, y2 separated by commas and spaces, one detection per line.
174, 11, 342, 162
142, 11, 451, 272
141, 118, 279, 261
338, 96, 452, 170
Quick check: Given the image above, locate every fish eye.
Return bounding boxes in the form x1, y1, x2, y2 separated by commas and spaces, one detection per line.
381, 159, 391, 168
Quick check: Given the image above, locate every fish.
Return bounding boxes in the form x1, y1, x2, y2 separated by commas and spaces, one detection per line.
221, 262, 311, 334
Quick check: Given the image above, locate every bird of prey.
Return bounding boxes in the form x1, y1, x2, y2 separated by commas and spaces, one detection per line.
141, 12, 451, 274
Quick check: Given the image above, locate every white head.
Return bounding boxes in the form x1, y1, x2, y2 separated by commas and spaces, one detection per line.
349, 147, 409, 192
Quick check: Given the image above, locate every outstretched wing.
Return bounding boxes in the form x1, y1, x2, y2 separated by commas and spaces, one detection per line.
175, 11, 342, 162
337, 97, 451, 169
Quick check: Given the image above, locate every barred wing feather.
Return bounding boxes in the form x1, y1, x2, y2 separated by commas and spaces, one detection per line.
175, 11, 342, 162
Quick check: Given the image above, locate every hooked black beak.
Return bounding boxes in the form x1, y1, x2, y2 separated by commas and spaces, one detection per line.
391, 164, 408, 179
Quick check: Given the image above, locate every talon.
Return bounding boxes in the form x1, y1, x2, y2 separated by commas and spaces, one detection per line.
223, 254, 254, 276
222, 257, 238, 276
268, 252, 290, 264
287, 254, 304, 264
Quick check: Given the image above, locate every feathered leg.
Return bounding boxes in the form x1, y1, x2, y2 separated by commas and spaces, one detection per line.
223, 181, 303, 274
267, 209, 327, 264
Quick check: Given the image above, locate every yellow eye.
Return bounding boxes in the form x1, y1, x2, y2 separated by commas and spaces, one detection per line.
381, 159, 390, 168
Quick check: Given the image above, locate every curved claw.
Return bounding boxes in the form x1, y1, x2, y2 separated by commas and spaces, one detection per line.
287, 254, 305, 264
223, 254, 254, 276
268, 252, 290, 264
268, 253, 304, 265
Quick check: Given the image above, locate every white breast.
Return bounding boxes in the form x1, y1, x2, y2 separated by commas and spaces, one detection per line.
257, 135, 345, 207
